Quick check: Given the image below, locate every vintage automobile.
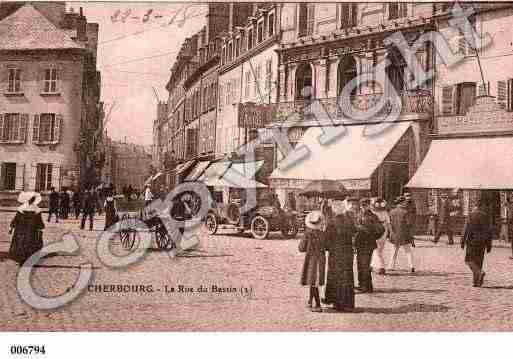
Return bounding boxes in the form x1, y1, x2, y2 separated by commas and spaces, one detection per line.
204, 189, 298, 240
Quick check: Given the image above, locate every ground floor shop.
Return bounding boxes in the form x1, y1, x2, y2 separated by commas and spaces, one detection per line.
268, 121, 422, 211
407, 136, 513, 240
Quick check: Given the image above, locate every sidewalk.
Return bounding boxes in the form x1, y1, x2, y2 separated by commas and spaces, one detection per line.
0, 206, 48, 213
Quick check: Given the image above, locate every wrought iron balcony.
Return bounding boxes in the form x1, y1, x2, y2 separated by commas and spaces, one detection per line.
265, 91, 433, 126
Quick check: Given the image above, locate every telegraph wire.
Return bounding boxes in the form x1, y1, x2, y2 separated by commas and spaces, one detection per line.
100, 49, 179, 68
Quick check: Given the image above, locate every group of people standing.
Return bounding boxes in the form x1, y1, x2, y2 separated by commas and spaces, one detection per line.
46, 185, 118, 231
299, 194, 418, 312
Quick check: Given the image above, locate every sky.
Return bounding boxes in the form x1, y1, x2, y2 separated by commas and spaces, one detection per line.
71, 2, 206, 146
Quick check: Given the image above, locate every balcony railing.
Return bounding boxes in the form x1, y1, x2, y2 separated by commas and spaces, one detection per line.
264, 91, 433, 126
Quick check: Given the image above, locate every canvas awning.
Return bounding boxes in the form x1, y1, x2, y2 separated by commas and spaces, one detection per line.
270, 122, 411, 190
174, 160, 195, 175
184, 161, 211, 181
197, 161, 232, 182
203, 160, 267, 188
407, 137, 513, 189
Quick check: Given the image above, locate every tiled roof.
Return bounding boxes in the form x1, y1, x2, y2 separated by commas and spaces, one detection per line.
0, 4, 83, 51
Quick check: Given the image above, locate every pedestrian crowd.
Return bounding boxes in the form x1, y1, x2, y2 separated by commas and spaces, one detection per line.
299, 193, 495, 313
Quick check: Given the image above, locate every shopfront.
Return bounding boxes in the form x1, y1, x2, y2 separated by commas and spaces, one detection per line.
407, 96, 513, 238
269, 121, 419, 209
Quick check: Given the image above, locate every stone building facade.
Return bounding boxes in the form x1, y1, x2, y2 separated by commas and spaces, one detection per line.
408, 3, 513, 236
111, 140, 152, 192
0, 2, 101, 205
263, 3, 435, 205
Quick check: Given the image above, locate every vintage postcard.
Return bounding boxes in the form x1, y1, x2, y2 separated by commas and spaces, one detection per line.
1, 1, 513, 347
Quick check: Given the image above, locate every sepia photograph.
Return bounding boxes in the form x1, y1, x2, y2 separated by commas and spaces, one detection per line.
0, 0, 513, 354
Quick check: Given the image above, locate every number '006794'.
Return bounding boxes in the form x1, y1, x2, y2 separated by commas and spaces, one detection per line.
10, 345, 46, 355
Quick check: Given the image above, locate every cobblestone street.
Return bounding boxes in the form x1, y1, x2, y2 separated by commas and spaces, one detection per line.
1, 212, 513, 331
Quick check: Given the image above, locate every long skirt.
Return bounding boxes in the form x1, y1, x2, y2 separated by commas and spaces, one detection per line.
9, 231, 43, 264
324, 270, 355, 310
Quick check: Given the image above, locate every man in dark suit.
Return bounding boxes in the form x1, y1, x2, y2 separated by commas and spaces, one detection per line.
80, 189, 96, 231
354, 198, 385, 293
434, 194, 458, 245
47, 187, 60, 223
461, 200, 492, 287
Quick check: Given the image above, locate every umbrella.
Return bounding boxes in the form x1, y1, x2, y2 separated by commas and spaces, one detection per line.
299, 180, 348, 200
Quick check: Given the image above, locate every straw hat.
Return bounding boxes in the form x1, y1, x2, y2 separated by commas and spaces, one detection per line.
305, 210, 324, 231
17, 191, 42, 206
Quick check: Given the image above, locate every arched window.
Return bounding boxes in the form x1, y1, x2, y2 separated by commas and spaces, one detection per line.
337, 56, 357, 96
295, 63, 313, 101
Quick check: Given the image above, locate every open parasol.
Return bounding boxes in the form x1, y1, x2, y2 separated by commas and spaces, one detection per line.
299, 180, 348, 200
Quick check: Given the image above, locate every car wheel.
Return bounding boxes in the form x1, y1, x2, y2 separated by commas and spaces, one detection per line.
205, 213, 218, 235
251, 215, 270, 240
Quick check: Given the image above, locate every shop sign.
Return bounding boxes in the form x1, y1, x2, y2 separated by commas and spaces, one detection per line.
438, 96, 513, 135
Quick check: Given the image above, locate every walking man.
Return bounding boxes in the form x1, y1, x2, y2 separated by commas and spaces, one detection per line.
72, 189, 82, 219
371, 198, 391, 275
462, 200, 492, 287
434, 193, 460, 244
388, 196, 415, 273
80, 189, 96, 231
47, 187, 60, 223
354, 198, 384, 293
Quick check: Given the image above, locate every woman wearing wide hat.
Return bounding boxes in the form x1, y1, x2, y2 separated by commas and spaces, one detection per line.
299, 211, 327, 312
8, 192, 45, 265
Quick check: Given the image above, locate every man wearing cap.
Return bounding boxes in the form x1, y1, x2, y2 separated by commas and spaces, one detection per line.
389, 196, 415, 273
353, 198, 385, 293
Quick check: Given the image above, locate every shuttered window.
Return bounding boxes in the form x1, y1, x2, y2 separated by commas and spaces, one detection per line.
1, 162, 16, 190
33, 113, 61, 144
7, 68, 21, 93
35, 163, 53, 192
306, 4, 315, 36
43, 68, 59, 93
497, 80, 507, 109
341, 4, 358, 29
441, 86, 454, 115
298, 4, 307, 37
389, 3, 407, 20
0, 113, 28, 143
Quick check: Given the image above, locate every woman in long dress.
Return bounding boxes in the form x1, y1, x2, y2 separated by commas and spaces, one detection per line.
9, 192, 45, 265
300, 211, 327, 312
324, 200, 358, 311
104, 190, 118, 230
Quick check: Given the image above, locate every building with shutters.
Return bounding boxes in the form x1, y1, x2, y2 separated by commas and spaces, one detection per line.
261, 3, 436, 209
407, 3, 513, 236
111, 140, 152, 193
0, 2, 101, 205
161, 4, 228, 188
